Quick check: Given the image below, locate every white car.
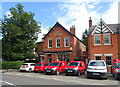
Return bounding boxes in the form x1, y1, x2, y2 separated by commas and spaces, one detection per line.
87, 60, 107, 79
20, 63, 36, 72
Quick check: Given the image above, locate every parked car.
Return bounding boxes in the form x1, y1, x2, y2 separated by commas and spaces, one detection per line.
19, 63, 36, 72
34, 63, 49, 73
87, 60, 107, 79
44, 61, 67, 75
111, 59, 120, 80
65, 61, 86, 76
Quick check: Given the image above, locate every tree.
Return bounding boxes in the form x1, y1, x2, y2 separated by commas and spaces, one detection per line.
2, 3, 41, 61
81, 29, 88, 51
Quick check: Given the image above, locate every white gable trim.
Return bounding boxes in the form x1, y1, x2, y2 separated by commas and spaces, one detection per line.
91, 19, 114, 35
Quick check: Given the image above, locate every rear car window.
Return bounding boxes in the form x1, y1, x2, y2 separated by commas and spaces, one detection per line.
30, 64, 35, 66
44, 64, 48, 66
35, 64, 42, 66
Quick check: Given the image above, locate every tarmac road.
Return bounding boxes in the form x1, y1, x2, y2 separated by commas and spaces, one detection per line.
1, 69, 119, 87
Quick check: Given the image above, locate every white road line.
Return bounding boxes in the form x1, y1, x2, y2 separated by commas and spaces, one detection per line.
4, 81, 15, 85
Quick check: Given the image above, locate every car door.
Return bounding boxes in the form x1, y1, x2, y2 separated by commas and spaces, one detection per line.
43, 64, 49, 71
59, 63, 63, 72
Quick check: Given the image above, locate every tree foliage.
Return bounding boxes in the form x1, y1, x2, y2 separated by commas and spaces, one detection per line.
81, 29, 88, 51
2, 3, 41, 61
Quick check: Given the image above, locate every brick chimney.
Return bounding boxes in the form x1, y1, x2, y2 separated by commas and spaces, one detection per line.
70, 25, 76, 35
89, 17, 92, 27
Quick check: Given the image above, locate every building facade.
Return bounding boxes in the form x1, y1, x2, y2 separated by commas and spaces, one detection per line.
88, 17, 120, 72
37, 22, 86, 63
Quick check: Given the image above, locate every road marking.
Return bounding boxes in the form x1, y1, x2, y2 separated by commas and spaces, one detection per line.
4, 81, 15, 85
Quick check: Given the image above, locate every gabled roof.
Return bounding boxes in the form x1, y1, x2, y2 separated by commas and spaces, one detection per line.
88, 19, 120, 35
42, 22, 83, 43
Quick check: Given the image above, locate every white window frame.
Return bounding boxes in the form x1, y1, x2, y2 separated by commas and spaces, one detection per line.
64, 37, 70, 47
94, 34, 101, 46
104, 34, 111, 45
56, 38, 60, 48
48, 39, 52, 48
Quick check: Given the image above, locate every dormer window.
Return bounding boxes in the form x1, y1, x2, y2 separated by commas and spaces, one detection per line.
104, 34, 111, 45
94, 35, 101, 45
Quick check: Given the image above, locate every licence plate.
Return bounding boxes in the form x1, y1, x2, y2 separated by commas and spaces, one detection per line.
67, 70, 73, 72
35, 69, 39, 71
93, 73, 99, 75
47, 70, 51, 72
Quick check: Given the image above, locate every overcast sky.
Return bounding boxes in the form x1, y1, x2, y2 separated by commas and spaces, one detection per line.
1, 0, 120, 42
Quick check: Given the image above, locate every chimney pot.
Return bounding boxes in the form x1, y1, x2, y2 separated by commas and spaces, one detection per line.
89, 17, 92, 27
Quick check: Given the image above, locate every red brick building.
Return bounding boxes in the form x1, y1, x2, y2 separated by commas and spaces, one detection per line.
88, 17, 120, 72
37, 22, 86, 63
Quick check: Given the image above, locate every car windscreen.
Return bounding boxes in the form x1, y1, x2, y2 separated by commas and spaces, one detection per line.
35, 64, 42, 66
22, 64, 28, 66
49, 63, 59, 66
89, 61, 105, 66
68, 62, 79, 66
114, 63, 120, 68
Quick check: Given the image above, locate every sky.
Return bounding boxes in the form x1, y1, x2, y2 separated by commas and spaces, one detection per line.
1, 0, 120, 42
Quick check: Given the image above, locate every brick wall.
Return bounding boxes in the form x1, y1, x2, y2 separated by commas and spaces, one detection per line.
42, 24, 86, 63
88, 34, 119, 72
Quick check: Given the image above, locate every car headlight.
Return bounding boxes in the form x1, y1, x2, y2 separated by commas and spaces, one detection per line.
52, 67, 57, 70
73, 67, 78, 70
45, 68, 48, 70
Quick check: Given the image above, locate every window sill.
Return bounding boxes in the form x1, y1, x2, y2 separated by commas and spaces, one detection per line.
64, 46, 70, 47
104, 44, 112, 45
48, 47, 52, 48
94, 44, 101, 46
107, 65, 112, 67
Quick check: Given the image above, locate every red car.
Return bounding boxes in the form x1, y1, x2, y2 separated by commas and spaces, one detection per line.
111, 59, 120, 80
65, 61, 86, 76
34, 63, 49, 72
44, 61, 67, 75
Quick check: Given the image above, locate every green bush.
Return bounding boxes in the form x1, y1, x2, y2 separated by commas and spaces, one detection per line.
1, 61, 24, 69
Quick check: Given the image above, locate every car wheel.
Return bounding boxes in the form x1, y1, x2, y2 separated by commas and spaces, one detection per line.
77, 71, 81, 76
65, 73, 68, 76
34, 71, 37, 73
28, 68, 32, 72
45, 72, 48, 75
20, 70, 23, 72
56, 70, 59, 75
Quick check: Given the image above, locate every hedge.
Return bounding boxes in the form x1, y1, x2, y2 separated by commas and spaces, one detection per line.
1, 61, 24, 69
